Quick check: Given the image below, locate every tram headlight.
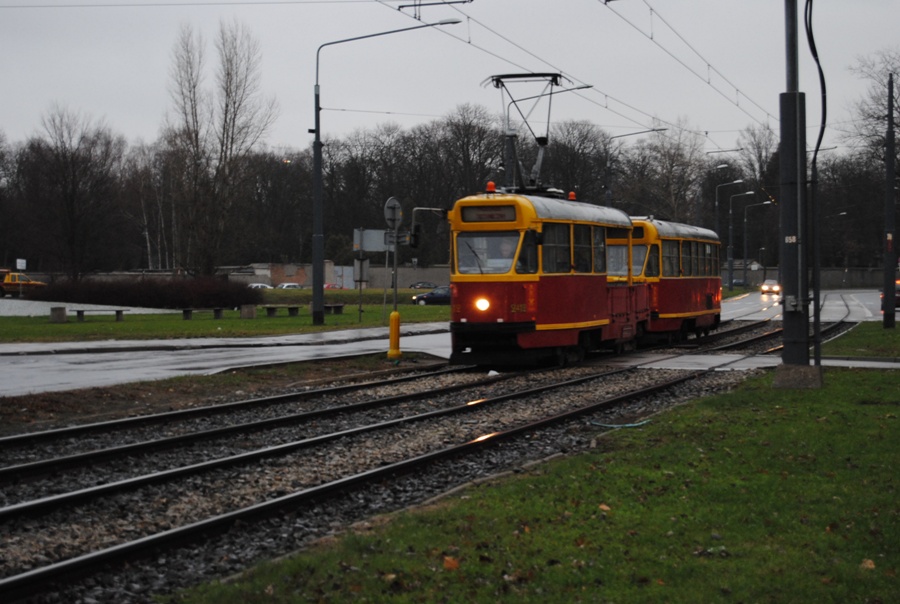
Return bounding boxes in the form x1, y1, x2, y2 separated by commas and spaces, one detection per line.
475, 298, 490, 311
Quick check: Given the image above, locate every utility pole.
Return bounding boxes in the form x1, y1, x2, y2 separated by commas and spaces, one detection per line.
779, 0, 810, 367
774, 0, 822, 388
884, 73, 897, 328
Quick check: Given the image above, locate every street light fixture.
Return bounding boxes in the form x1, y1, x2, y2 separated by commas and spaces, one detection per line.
743, 201, 772, 286
311, 19, 460, 324
728, 191, 755, 291
715, 178, 744, 239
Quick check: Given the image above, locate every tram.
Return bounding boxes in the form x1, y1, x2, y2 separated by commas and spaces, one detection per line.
447, 183, 649, 365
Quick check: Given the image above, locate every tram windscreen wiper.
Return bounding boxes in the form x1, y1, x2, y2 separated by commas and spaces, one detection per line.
463, 241, 484, 274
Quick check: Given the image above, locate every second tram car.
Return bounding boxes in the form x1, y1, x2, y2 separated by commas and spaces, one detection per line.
607, 218, 721, 341
448, 183, 649, 365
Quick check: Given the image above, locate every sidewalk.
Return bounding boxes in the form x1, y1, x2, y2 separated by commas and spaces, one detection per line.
0, 297, 896, 397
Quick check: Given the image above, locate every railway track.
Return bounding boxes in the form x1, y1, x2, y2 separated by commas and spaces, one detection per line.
0, 320, 852, 602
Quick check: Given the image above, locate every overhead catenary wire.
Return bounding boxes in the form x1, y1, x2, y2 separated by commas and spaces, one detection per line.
600, 0, 777, 128
377, 0, 719, 148
376, 0, 775, 152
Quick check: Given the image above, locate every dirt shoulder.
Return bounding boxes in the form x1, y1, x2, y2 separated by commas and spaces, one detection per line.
0, 353, 444, 436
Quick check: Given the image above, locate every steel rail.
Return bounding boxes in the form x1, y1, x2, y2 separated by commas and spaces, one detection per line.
0, 368, 698, 602
0, 364, 461, 448
0, 370, 504, 482
762, 293, 854, 354
0, 367, 634, 520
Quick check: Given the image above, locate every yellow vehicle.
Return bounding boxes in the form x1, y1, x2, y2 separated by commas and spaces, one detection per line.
0, 269, 46, 297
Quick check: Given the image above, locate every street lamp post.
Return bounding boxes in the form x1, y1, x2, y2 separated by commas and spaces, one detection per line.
728, 191, 755, 291
743, 201, 772, 286
311, 19, 460, 324
715, 179, 744, 238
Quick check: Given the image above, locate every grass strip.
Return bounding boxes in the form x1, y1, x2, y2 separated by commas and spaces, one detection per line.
0, 304, 450, 343
172, 368, 899, 603
821, 322, 900, 359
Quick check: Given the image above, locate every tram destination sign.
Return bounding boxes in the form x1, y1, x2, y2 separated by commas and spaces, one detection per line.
462, 205, 516, 222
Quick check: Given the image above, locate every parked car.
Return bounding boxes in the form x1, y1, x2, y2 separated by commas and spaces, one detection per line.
276, 283, 303, 289
411, 285, 451, 305
324, 283, 344, 289
0, 269, 47, 297
760, 279, 781, 294
409, 281, 437, 289
247, 283, 272, 289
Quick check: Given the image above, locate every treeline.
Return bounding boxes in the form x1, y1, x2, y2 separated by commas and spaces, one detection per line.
0, 23, 895, 279
0, 106, 891, 279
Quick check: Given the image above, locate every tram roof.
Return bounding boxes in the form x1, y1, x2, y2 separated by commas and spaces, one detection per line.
633, 217, 720, 242
521, 194, 633, 228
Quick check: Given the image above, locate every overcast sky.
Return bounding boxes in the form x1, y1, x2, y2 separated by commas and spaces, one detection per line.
1, 1, 897, 155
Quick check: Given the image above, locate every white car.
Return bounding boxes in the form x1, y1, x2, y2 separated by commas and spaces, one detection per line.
760, 279, 781, 294
276, 283, 303, 289
247, 283, 273, 289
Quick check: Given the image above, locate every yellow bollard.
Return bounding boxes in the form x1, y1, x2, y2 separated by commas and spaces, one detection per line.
387, 310, 402, 361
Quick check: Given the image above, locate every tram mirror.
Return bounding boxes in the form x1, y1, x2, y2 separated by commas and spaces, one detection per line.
526, 229, 542, 246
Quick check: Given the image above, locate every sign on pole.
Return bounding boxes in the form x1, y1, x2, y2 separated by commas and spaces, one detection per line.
353, 228, 390, 253
384, 197, 403, 231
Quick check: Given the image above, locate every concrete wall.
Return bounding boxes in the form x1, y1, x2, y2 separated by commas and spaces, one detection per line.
727, 267, 891, 289
366, 266, 451, 289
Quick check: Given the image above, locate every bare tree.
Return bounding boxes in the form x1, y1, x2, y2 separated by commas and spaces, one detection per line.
441, 104, 500, 198
14, 106, 129, 279
619, 122, 705, 222
0, 130, 16, 267
845, 47, 900, 158
164, 19, 278, 275
737, 123, 778, 187
545, 120, 607, 202
122, 143, 174, 270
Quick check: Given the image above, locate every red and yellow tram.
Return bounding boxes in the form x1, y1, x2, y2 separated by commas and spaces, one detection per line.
448, 184, 648, 365
607, 217, 721, 340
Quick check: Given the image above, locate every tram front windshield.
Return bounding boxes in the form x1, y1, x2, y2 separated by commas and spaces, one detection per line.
457, 231, 527, 274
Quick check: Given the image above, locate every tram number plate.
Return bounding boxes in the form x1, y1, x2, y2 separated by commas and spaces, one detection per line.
509, 303, 528, 313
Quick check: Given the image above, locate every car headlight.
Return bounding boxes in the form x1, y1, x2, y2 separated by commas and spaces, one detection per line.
475, 298, 490, 311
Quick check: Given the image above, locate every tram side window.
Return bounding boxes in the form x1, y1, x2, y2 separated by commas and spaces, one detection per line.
630, 245, 647, 276
607, 245, 628, 276
593, 226, 606, 273
573, 225, 592, 273
646, 244, 660, 276
517, 230, 539, 274
681, 241, 693, 276
700, 243, 713, 277
704, 243, 714, 276
662, 240, 680, 276
542, 223, 571, 273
